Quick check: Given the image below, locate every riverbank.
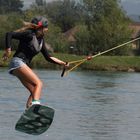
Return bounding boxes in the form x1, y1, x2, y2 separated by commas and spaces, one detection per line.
1, 51, 140, 72
52, 54, 140, 72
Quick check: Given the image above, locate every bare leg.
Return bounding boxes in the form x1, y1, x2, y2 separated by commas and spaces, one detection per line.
19, 80, 34, 108
12, 65, 43, 108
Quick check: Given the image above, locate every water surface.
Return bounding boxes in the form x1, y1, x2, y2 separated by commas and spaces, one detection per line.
0, 68, 140, 140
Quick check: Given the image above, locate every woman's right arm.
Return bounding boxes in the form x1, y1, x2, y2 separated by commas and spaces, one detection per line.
3, 31, 33, 61
6, 31, 33, 49
3, 32, 14, 61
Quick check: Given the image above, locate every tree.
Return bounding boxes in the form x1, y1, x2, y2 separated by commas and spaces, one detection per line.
74, 25, 90, 55
0, 14, 23, 50
45, 0, 83, 32
45, 24, 69, 53
35, 0, 44, 6
78, 0, 132, 55
0, 0, 23, 14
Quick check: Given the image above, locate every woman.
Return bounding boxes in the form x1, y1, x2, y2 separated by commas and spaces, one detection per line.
3, 16, 69, 108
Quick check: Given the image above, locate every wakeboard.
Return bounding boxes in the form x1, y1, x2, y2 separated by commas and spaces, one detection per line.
15, 104, 55, 135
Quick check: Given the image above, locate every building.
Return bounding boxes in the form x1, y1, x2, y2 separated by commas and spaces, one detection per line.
129, 22, 140, 49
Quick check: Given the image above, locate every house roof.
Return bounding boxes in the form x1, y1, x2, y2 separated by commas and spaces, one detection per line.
64, 23, 140, 41
129, 22, 140, 38
63, 27, 79, 42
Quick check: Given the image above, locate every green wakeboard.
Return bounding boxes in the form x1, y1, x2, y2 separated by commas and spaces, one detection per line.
15, 104, 55, 135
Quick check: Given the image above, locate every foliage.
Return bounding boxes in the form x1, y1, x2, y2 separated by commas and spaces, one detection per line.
0, 14, 23, 50
0, 0, 23, 14
23, 0, 133, 55
45, 24, 69, 53
0, 0, 134, 56
35, 0, 44, 6
44, 0, 83, 32
74, 25, 90, 55
79, 0, 132, 55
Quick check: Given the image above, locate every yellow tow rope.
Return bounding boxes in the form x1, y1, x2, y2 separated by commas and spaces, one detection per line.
61, 37, 140, 77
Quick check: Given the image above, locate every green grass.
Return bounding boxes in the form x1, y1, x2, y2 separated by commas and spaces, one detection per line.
83, 56, 140, 72
1, 50, 140, 72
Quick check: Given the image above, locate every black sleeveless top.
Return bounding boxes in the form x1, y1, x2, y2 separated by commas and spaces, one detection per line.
5, 30, 59, 65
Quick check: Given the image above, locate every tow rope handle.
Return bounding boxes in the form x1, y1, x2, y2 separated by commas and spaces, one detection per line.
61, 62, 68, 77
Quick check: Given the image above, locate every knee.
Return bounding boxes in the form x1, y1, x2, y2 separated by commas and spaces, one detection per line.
38, 80, 43, 89
34, 79, 43, 89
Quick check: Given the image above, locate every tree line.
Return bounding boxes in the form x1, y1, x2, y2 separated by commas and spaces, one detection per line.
0, 0, 133, 55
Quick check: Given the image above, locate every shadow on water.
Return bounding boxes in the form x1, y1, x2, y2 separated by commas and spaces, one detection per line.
1, 68, 140, 140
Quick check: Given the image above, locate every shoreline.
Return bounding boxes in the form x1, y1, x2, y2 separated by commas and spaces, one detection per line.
1, 52, 140, 72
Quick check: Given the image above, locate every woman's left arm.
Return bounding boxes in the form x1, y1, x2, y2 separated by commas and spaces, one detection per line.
49, 56, 67, 65
41, 40, 68, 66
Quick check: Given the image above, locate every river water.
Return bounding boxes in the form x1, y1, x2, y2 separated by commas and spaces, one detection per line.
0, 68, 140, 140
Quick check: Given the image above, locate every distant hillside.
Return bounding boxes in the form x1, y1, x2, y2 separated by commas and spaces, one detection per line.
129, 15, 140, 22
121, 0, 140, 22
121, 0, 140, 15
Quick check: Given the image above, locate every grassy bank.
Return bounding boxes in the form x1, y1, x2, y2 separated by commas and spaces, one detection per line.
1, 51, 140, 72
32, 53, 140, 72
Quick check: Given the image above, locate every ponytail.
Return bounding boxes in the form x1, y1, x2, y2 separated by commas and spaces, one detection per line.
15, 21, 39, 32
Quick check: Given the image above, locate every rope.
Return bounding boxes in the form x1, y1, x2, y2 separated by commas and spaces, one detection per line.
69, 59, 85, 64
64, 59, 86, 76
65, 37, 140, 76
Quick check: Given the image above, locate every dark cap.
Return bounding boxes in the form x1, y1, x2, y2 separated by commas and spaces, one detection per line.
31, 16, 48, 28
